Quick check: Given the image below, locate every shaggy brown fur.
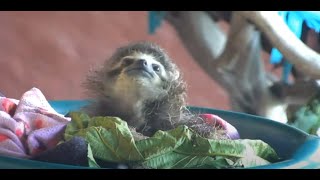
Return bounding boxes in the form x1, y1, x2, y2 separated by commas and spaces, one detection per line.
82, 42, 224, 139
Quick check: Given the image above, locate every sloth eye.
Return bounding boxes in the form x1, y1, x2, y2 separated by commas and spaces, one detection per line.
152, 64, 160, 72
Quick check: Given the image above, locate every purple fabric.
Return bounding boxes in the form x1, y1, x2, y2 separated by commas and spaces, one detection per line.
0, 88, 71, 158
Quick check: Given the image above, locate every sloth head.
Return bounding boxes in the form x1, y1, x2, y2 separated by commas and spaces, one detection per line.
83, 42, 187, 135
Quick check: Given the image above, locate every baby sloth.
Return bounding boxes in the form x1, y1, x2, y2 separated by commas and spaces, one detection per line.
82, 42, 225, 139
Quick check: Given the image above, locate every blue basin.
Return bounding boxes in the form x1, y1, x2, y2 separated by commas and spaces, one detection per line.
0, 100, 319, 169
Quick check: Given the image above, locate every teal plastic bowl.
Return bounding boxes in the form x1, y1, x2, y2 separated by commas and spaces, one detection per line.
0, 100, 319, 169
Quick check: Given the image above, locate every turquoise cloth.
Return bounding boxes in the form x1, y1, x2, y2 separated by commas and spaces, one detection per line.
270, 11, 320, 83
148, 11, 166, 34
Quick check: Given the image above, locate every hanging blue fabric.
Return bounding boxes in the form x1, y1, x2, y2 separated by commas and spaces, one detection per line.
270, 11, 320, 83
148, 11, 166, 34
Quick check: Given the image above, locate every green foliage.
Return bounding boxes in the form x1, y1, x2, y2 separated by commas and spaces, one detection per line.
290, 93, 320, 136
65, 112, 279, 169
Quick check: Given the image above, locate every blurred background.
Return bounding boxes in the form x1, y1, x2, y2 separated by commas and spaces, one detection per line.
0, 11, 231, 109
0, 11, 319, 127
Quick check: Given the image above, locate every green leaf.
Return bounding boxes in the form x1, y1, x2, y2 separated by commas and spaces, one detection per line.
137, 125, 278, 168
65, 112, 279, 169
239, 139, 279, 162
135, 126, 190, 159
234, 155, 271, 168
290, 93, 320, 135
65, 112, 144, 163
64, 112, 91, 141
292, 106, 320, 135
87, 144, 100, 168
86, 125, 143, 162
142, 151, 235, 169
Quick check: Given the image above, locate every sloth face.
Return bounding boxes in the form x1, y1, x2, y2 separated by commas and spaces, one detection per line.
105, 52, 169, 105
120, 52, 168, 86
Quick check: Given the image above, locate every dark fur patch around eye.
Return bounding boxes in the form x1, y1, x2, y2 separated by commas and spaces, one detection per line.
107, 67, 122, 77
122, 58, 135, 66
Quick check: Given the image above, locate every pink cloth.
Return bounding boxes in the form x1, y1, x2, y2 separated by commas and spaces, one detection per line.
0, 88, 70, 158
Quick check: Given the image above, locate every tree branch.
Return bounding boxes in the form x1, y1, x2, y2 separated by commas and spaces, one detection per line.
165, 11, 226, 62
165, 11, 272, 116
239, 11, 320, 79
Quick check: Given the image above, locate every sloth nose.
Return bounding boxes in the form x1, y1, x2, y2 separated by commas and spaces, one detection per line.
136, 59, 148, 67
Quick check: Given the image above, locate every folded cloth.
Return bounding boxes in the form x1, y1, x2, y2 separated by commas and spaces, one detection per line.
0, 88, 71, 158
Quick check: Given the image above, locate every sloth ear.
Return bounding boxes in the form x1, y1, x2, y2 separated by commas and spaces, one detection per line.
169, 63, 181, 81
171, 70, 180, 81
